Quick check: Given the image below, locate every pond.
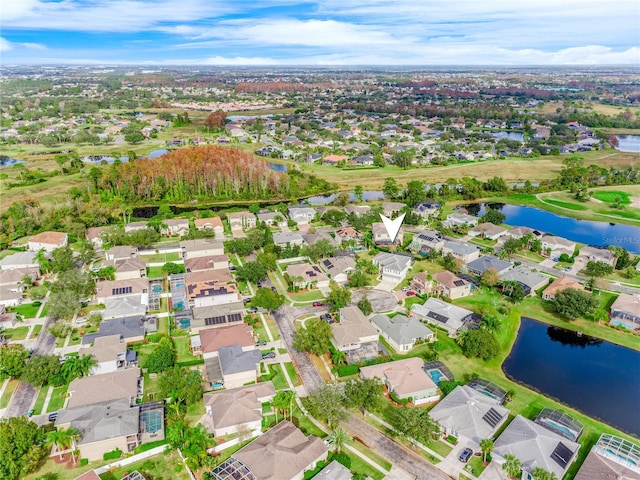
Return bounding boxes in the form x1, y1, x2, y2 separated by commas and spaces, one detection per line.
503, 317, 640, 437
227, 114, 274, 121
0, 156, 25, 167
463, 203, 640, 253
269, 163, 287, 172
482, 131, 524, 141
615, 135, 640, 153
304, 190, 385, 205
82, 155, 130, 164
143, 149, 169, 158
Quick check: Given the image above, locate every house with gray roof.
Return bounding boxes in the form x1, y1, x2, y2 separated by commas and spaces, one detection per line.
382, 202, 405, 218
313, 460, 352, 480
411, 298, 476, 337
227, 212, 257, 230
429, 385, 509, 445
442, 213, 478, 229
609, 293, 640, 331
371, 314, 434, 352
320, 255, 356, 284
574, 434, 640, 480
287, 206, 317, 225
82, 315, 157, 345
180, 239, 224, 259
0, 250, 39, 270
410, 230, 444, 255
372, 222, 404, 246
499, 265, 550, 296
102, 295, 148, 320
494, 415, 580, 480
469, 222, 509, 240
441, 240, 481, 264
217, 344, 262, 389
344, 205, 371, 217
66, 368, 142, 409
190, 302, 245, 333
332, 306, 379, 362
578, 246, 617, 268
257, 210, 287, 228
466, 256, 512, 276
372, 252, 412, 281
105, 246, 138, 262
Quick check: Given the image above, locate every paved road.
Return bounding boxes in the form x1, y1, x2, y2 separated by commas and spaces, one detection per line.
343, 414, 453, 480
272, 306, 325, 394
4, 316, 57, 418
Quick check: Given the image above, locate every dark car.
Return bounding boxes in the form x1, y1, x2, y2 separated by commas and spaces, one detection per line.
246, 307, 259, 313
255, 340, 267, 346
262, 352, 276, 359
459, 448, 473, 463
48, 412, 58, 422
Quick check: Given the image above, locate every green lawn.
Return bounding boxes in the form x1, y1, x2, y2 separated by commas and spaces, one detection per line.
47, 385, 68, 413
346, 438, 393, 471
544, 199, 588, 211
428, 439, 453, 457
592, 190, 631, 205
465, 456, 487, 478
30, 324, 43, 338
404, 295, 425, 309
261, 364, 290, 390
289, 289, 326, 303
146, 265, 165, 278
32, 386, 49, 416
99, 450, 191, 480
254, 321, 270, 342
10, 302, 42, 318
174, 336, 203, 365
3, 326, 29, 340
0, 379, 19, 408
284, 362, 302, 387
344, 451, 386, 480
264, 315, 281, 341
141, 252, 181, 263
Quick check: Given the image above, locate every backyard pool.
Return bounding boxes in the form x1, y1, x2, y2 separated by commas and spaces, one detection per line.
140, 410, 163, 434
151, 284, 162, 293
177, 318, 190, 329
427, 369, 446, 386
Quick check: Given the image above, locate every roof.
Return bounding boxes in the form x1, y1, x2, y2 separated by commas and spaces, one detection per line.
370, 314, 433, 347
184, 255, 229, 272
320, 256, 356, 277
83, 334, 126, 363
194, 217, 223, 229
433, 270, 469, 289
373, 252, 412, 273
411, 298, 474, 332
67, 368, 140, 408
104, 257, 145, 273
232, 420, 328, 480
103, 295, 147, 319
466, 256, 512, 275
430, 385, 509, 444
95, 278, 149, 299
200, 323, 255, 353
180, 239, 224, 253
186, 280, 239, 300
285, 263, 329, 283
541, 235, 576, 249
611, 293, 640, 316
105, 246, 137, 259
470, 223, 508, 236
164, 218, 189, 227
494, 415, 580, 478
29, 231, 67, 245
574, 434, 640, 480
186, 269, 234, 284
543, 277, 583, 297
204, 382, 275, 430
56, 398, 139, 445
0, 251, 38, 268
74, 471, 102, 480
313, 460, 352, 480
579, 246, 616, 262
82, 316, 148, 344
191, 302, 245, 324
442, 240, 480, 257
273, 232, 305, 245
499, 265, 549, 290
332, 306, 378, 346
360, 357, 437, 397
218, 345, 262, 375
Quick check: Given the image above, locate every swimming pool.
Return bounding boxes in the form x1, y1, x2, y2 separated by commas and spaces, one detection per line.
539, 418, 579, 441
428, 369, 446, 385
177, 318, 191, 329
174, 301, 185, 311
152, 284, 162, 293
140, 410, 163, 434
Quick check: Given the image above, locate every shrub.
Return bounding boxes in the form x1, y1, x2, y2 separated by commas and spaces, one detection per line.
331, 452, 352, 469
80, 458, 88, 466
103, 448, 123, 460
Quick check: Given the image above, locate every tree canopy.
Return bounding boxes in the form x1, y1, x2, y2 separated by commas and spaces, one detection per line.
293, 317, 333, 355
0, 417, 47, 480
551, 288, 599, 320
251, 287, 285, 311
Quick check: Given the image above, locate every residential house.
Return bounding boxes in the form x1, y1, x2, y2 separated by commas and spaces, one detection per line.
469, 223, 509, 240
505, 226, 539, 240
85, 227, 109, 248
102, 295, 148, 320
95, 278, 149, 304
287, 206, 317, 225
0, 267, 38, 286
372, 252, 413, 282
429, 385, 509, 444
494, 415, 580, 480
335, 227, 362, 246
432, 271, 472, 300
442, 213, 478, 229
412, 200, 440, 219
609, 293, 640, 331
331, 306, 379, 362
66, 368, 141, 409
411, 298, 477, 337
381, 202, 405, 218
313, 461, 352, 480
0, 284, 23, 307
81, 334, 133, 376
184, 255, 229, 272
574, 434, 640, 480
541, 235, 577, 258
186, 279, 240, 308
200, 323, 255, 359
273, 232, 306, 248
82, 315, 157, 345
409, 231, 444, 255
302, 231, 339, 248
124, 221, 148, 233
227, 212, 257, 230
215, 344, 262, 389
202, 382, 275, 437
105, 246, 138, 262
410, 272, 432, 295
441, 240, 481, 264
320, 256, 356, 284
103, 257, 146, 280
466, 256, 512, 276
161, 218, 190, 237
542, 277, 584, 301
180, 239, 224, 259
351, 154, 373, 166
190, 302, 245, 333
28, 231, 68, 253
499, 265, 549, 296
210, 420, 327, 480
344, 205, 371, 217
0, 305, 17, 330
0, 251, 39, 270
370, 314, 434, 352
360, 357, 439, 405
322, 154, 348, 165
372, 222, 404, 245
256, 211, 287, 228
578, 246, 617, 268
194, 217, 224, 237
285, 263, 330, 290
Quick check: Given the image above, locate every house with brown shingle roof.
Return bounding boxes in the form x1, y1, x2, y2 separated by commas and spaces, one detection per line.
432, 270, 471, 299
184, 255, 229, 272
66, 368, 141, 409
542, 277, 584, 301
285, 263, 330, 289
194, 217, 224, 237
199, 323, 255, 359
103, 257, 146, 280
28, 231, 68, 253
469, 222, 509, 241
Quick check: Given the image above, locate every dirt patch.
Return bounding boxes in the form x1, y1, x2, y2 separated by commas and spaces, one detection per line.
629, 197, 640, 209
589, 197, 604, 204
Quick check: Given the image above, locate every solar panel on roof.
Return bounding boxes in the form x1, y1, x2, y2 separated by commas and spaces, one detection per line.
551, 442, 573, 469
453, 280, 466, 287
482, 407, 503, 428
427, 311, 449, 324
112, 286, 133, 295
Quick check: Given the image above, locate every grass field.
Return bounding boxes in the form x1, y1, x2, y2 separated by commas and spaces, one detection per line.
592, 190, 632, 205
98, 450, 191, 480
174, 336, 202, 365
32, 386, 49, 415
10, 302, 42, 318
3, 326, 29, 340
47, 385, 68, 413
30, 324, 43, 338
543, 199, 588, 211
0, 379, 19, 408
284, 362, 302, 387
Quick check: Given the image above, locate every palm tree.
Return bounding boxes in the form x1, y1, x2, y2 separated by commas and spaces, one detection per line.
502, 454, 522, 480
77, 354, 97, 377
328, 428, 350, 454
62, 354, 97, 382
272, 390, 296, 422
46, 427, 81, 462
147, 216, 168, 234
479, 438, 494, 463
35, 249, 51, 274
182, 424, 211, 472
532, 467, 558, 480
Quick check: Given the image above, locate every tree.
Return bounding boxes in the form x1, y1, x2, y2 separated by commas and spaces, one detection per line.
204, 110, 227, 130
502, 454, 522, 479
93, 265, 116, 281
457, 329, 500, 360
35, 249, 52, 274
614, 248, 632, 270
531, 468, 558, 480
147, 216, 168, 233
301, 239, 336, 263
145, 337, 176, 373
46, 427, 80, 462
354, 185, 364, 202
256, 251, 278, 271
334, 192, 351, 207
349, 270, 370, 288
61, 354, 97, 382
76, 241, 96, 265
272, 390, 296, 421
343, 377, 383, 412
328, 428, 350, 454
47, 290, 81, 320
442, 252, 459, 273
182, 424, 213, 472
252, 287, 285, 311
480, 438, 494, 462
293, 318, 333, 356
22, 354, 62, 387
551, 288, 599, 320
503, 237, 523, 258
158, 366, 203, 406
480, 314, 501, 333
391, 407, 439, 445
235, 261, 267, 284
124, 131, 145, 144
382, 177, 399, 199
481, 208, 506, 225
161, 262, 185, 276
0, 344, 29, 379
585, 260, 614, 277
0, 417, 47, 479
357, 296, 373, 315
50, 245, 75, 273
326, 281, 351, 312
480, 267, 500, 287
500, 280, 525, 303
306, 384, 348, 428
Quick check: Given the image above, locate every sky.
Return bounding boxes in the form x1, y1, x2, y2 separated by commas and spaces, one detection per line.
1, 0, 639, 66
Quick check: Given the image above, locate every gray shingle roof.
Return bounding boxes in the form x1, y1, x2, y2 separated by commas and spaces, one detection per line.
370, 314, 433, 347
218, 345, 262, 375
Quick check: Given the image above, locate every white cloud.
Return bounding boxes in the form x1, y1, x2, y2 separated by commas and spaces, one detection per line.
0, 36, 46, 52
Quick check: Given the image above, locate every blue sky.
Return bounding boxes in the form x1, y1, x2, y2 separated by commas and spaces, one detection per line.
1, 0, 639, 65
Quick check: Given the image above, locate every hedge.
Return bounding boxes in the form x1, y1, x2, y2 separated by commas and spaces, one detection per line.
103, 448, 122, 461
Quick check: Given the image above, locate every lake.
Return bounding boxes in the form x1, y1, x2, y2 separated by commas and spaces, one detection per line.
503, 317, 640, 437
227, 114, 274, 121
483, 131, 524, 141
465, 203, 640, 253
143, 149, 169, 158
0, 156, 25, 167
304, 190, 385, 205
616, 135, 640, 153
269, 163, 288, 172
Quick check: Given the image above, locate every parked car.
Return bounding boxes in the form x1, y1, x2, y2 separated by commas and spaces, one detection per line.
312, 301, 324, 307
247, 307, 259, 313
255, 340, 267, 346
262, 352, 276, 359
406, 291, 415, 296
48, 412, 58, 422
459, 448, 473, 463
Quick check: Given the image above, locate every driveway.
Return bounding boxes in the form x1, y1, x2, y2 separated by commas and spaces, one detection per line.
436, 437, 479, 479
